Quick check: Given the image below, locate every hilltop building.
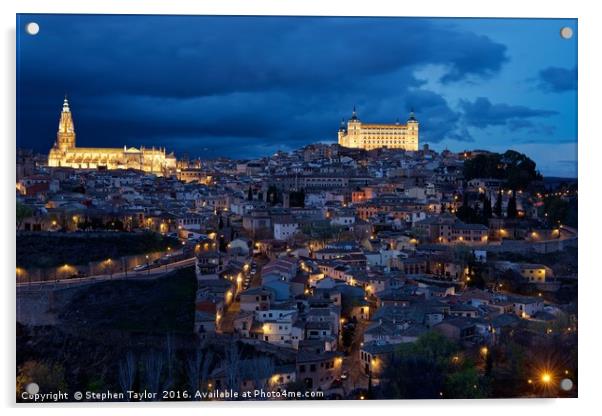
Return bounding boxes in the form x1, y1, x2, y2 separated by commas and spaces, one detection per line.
337, 106, 419, 151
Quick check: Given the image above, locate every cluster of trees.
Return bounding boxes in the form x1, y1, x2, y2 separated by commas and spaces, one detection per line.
463, 150, 542, 190
455, 188, 519, 225
16, 201, 155, 232
379, 332, 488, 399
16, 232, 178, 269
262, 185, 305, 208
16, 360, 67, 398
379, 329, 578, 399
542, 194, 578, 228
16, 201, 33, 231
16, 337, 217, 402
16, 333, 286, 402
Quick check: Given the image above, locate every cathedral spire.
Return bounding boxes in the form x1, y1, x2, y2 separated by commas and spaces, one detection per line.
63, 95, 70, 112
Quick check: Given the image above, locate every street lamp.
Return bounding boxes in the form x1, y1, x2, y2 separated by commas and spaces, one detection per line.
106, 259, 113, 279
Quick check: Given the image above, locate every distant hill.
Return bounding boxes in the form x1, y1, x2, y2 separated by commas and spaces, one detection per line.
543, 177, 578, 190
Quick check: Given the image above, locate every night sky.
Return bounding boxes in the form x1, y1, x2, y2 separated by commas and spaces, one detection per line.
17, 15, 577, 177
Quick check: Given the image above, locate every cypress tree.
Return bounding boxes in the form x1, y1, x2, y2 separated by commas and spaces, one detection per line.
506, 190, 518, 218
494, 189, 503, 217
483, 196, 493, 219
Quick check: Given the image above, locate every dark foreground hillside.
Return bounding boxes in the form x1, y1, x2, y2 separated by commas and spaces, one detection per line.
59, 267, 196, 333
16, 268, 198, 398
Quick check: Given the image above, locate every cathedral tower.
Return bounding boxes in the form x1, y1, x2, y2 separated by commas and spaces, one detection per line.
56, 96, 75, 151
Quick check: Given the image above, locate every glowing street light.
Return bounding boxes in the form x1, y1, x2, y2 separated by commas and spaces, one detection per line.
105, 258, 114, 278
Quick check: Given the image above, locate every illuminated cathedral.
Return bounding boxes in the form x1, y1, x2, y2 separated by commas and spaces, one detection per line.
48, 97, 177, 176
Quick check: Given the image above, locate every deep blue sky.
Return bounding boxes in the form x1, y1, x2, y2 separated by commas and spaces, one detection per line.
17, 15, 577, 177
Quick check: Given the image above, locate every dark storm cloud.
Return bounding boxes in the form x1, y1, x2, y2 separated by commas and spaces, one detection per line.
403, 89, 471, 142
17, 15, 509, 156
537, 66, 577, 93
459, 97, 557, 130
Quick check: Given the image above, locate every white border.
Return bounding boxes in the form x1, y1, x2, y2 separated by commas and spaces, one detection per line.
2, 1, 600, 415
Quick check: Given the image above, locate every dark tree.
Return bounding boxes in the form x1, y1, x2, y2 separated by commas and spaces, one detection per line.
483, 196, 493, 219
72, 184, 86, 194
463, 154, 503, 181
266, 185, 281, 206
506, 191, 518, 218
247, 186, 253, 201
218, 236, 228, 252
342, 325, 354, 349
289, 188, 306, 208
463, 150, 541, 190
501, 150, 542, 190
494, 189, 503, 217
16, 201, 33, 231
380, 332, 459, 399
543, 194, 577, 228
456, 205, 483, 224
106, 219, 124, 231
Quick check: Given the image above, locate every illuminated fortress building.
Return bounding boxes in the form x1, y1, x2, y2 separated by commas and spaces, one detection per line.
48, 97, 177, 176
337, 107, 419, 151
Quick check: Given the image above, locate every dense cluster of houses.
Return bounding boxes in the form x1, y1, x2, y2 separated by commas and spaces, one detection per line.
192, 236, 571, 390
16, 142, 577, 395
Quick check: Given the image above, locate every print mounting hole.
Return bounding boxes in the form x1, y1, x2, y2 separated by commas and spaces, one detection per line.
25, 22, 40, 36
560, 27, 573, 39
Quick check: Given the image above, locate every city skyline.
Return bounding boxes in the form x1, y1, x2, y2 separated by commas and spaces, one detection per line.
17, 15, 577, 176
